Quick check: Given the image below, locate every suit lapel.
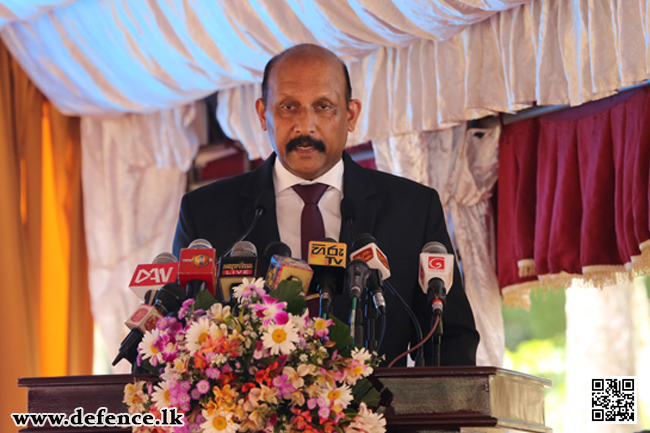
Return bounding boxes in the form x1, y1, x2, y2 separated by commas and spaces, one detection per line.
239, 154, 281, 252
340, 152, 379, 246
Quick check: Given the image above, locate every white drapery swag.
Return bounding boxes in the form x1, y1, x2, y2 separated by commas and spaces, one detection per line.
218, 0, 650, 159
374, 126, 503, 367
81, 104, 203, 373
0, 0, 531, 115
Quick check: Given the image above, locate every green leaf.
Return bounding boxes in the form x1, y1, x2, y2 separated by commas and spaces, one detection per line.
139, 359, 163, 375
194, 289, 218, 311
328, 315, 354, 356
270, 280, 305, 315
352, 378, 381, 408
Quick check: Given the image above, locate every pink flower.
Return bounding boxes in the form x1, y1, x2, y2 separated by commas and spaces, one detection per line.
196, 380, 210, 394
251, 295, 289, 325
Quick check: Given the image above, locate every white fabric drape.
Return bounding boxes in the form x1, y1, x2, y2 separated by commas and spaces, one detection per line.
81, 103, 203, 372
218, 0, 650, 159
0, 0, 531, 116
373, 125, 503, 367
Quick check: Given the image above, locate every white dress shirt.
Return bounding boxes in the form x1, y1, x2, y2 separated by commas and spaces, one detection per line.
273, 159, 344, 260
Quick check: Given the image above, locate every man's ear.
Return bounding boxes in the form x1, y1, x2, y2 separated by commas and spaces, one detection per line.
255, 98, 267, 131
347, 99, 362, 132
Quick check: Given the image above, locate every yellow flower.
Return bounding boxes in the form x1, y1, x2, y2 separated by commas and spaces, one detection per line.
200, 409, 239, 433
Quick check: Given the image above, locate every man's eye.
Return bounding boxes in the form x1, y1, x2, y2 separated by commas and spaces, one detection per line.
317, 104, 332, 110
281, 104, 295, 110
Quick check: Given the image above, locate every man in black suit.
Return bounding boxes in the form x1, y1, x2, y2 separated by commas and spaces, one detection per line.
173, 44, 479, 366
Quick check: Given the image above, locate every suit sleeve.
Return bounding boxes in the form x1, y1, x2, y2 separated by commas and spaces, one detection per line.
411, 188, 480, 366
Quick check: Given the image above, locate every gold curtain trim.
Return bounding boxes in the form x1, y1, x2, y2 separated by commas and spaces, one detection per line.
581, 264, 628, 287
537, 272, 583, 290
630, 252, 650, 278
517, 258, 537, 278
502, 281, 539, 310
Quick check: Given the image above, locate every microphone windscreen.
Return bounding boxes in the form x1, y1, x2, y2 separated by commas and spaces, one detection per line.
264, 241, 292, 260
255, 190, 274, 213
422, 241, 447, 254
351, 233, 376, 251
152, 252, 177, 263
154, 282, 186, 315
231, 240, 257, 257
188, 238, 213, 249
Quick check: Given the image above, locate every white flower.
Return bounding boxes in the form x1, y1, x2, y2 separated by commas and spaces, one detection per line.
185, 317, 215, 354
321, 383, 353, 411
138, 328, 162, 364
289, 311, 309, 333
351, 347, 372, 364
261, 322, 300, 355
207, 303, 231, 321
345, 402, 386, 433
232, 277, 266, 301
151, 381, 171, 410
200, 409, 240, 433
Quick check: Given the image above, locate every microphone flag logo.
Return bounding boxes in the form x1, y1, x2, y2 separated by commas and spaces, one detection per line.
428, 256, 445, 270
191, 253, 210, 267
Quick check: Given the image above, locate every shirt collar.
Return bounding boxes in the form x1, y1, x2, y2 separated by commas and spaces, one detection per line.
273, 157, 344, 194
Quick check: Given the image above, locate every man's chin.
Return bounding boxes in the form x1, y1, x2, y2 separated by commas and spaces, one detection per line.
283, 155, 328, 180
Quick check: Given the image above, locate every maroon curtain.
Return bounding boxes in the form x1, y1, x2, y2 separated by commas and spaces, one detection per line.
498, 86, 650, 302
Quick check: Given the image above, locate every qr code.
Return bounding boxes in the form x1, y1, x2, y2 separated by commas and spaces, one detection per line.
591, 376, 636, 424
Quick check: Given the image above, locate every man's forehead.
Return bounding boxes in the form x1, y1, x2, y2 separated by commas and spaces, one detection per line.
267, 55, 346, 96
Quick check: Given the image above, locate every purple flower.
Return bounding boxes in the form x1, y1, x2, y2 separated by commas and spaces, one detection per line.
206, 368, 221, 380
319, 406, 330, 419
196, 380, 210, 394
190, 388, 200, 400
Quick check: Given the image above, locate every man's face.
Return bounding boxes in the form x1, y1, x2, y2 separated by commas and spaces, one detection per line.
255, 53, 361, 180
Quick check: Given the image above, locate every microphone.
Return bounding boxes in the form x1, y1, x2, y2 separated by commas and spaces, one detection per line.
345, 259, 370, 345
350, 234, 389, 314
340, 197, 356, 239
178, 239, 218, 299
112, 282, 186, 367
218, 240, 259, 302
350, 233, 391, 280
418, 241, 453, 314
345, 259, 370, 300
307, 238, 347, 317
222, 190, 274, 259
128, 252, 178, 300
265, 254, 313, 294
261, 241, 292, 275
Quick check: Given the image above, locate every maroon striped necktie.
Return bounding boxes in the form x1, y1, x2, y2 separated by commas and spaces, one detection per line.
292, 183, 329, 260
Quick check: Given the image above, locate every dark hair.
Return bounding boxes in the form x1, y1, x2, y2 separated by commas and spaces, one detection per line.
261, 46, 352, 108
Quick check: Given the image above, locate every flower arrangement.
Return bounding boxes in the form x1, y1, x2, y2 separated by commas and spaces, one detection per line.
124, 277, 386, 433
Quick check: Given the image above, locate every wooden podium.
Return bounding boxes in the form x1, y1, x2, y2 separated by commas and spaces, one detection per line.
18, 367, 551, 433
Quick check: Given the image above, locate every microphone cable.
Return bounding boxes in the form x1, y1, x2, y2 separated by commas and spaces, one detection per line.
387, 314, 439, 368
382, 280, 425, 366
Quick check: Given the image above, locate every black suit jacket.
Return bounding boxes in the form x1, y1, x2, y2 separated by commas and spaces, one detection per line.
173, 152, 479, 366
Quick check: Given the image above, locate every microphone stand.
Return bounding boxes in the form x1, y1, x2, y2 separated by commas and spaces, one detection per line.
427, 279, 446, 367
431, 312, 443, 366
364, 286, 378, 352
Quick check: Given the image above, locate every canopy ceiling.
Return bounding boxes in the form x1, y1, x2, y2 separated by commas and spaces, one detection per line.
0, 0, 531, 115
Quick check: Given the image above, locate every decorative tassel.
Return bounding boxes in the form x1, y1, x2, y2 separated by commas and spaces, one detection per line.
517, 259, 537, 278
582, 265, 627, 287
631, 242, 650, 277
502, 281, 538, 310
